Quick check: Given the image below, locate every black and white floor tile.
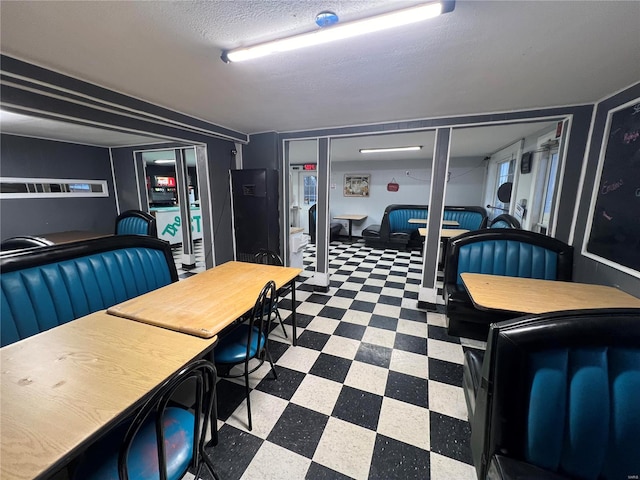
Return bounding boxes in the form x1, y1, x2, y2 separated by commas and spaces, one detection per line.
173, 240, 207, 278
200, 240, 481, 480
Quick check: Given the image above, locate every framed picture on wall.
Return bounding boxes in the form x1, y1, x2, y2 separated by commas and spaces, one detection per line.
344, 174, 370, 197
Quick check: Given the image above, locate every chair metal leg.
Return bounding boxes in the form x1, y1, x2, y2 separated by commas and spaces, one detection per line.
244, 364, 252, 431
202, 453, 221, 480
275, 307, 288, 339
265, 348, 278, 380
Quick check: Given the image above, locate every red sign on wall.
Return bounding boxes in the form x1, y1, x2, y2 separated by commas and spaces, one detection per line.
303, 164, 316, 171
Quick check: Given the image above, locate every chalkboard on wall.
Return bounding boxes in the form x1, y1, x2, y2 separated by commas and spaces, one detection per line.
586, 99, 640, 272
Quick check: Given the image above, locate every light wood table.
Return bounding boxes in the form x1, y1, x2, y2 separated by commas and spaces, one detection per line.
461, 273, 640, 314
409, 218, 460, 226
38, 230, 111, 244
108, 261, 303, 345
418, 228, 469, 238
0, 311, 217, 480
333, 214, 367, 242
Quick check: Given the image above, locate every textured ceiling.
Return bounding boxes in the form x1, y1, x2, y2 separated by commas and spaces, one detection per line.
1, 1, 639, 134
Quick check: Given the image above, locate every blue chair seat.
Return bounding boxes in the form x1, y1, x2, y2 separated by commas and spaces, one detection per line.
75, 407, 194, 480
216, 324, 265, 364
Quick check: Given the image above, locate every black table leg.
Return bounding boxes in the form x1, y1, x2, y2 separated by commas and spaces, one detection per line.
348, 220, 353, 242
291, 279, 298, 346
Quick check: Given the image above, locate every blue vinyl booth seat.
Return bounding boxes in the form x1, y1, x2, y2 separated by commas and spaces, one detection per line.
464, 309, 640, 480
489, 213, 521, 229
442, 206, 488, 230
363, 205, 488, 250
363, 204, 428, 250
443, 229, 573, 340
0, 235, 177, 347
115, 209, 158, 237
0, 235, 54, 251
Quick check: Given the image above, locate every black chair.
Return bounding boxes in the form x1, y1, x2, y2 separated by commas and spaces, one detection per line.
115, 209, 158, 237
0, 235, 53, 251
215, 280, 278, 431
254, 250, 289, 339
489, 214, 521, 229
465, 308, 640, 480
74, 359, 220, 480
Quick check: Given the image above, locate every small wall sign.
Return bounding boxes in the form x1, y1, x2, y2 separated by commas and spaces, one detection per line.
387, 178, 399, 192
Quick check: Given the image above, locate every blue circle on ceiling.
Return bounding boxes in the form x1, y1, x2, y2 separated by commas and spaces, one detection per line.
315, 11, 339, 27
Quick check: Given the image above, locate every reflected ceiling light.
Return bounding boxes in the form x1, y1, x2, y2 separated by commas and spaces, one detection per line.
221, 1, 455, 63
154, 159, 175, 164
360, 146, 423, 153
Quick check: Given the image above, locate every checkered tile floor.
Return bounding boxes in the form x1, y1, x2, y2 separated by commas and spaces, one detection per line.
173, 240, 206, 278
197, 240, 483, 480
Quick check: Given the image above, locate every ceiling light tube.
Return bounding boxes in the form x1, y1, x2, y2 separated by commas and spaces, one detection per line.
154, 159, 176, 164
222, 1, 455, 63
360, 146, 423, 153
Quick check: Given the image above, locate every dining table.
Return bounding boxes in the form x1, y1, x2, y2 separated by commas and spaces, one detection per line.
107, 260, 303, 345
460, 273, 640, 314
409, 218, 460, 226
0, 311, 218, 480
333, 214, 368, 242
418, 227, 469, 239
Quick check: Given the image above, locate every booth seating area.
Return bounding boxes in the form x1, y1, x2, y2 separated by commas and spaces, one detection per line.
0, 235, 177, 347
362, 204, 427, 250
462, 308, 640, 480
443, 229, 573, 340
362, 204, 487, 250
0, 235, 54, 251
115, 209, 158, 237
442, 206, 488, 231
309, 204, 342, 243
489, 213, 521, 229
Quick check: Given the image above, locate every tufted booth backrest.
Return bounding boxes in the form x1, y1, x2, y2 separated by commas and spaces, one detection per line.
489, 213, 521, 229
387, 207, 427, 232
471, 309, 640, 480
456, 240, 558, 284
490, 220, 512, 229
445, 229, 573, 287
526, 347, 639, 479
115, 210, 157, 237
443, 206, 487, 230
0, 236, 176, 347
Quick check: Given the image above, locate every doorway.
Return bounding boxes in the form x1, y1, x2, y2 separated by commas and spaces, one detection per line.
140, 147, 206, 270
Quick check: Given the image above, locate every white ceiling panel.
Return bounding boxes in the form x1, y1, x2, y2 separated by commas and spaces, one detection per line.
1, 1, 638, 134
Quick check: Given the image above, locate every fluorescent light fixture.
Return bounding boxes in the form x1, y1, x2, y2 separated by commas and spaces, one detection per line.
154, 159, 175, 164
360, 146, 423, 154
222, 1, 455, 63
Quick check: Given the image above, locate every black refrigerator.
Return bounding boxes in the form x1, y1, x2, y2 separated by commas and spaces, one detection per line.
231, 169, 280, 262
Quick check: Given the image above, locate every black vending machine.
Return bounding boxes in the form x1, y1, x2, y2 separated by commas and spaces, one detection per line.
231, 168, 280, 262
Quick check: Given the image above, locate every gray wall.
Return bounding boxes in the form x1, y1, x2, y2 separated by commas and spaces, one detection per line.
244, 132, 279, 170
573, 82, 640, 295
0, 134, 117, 239
203, 137, 238, 264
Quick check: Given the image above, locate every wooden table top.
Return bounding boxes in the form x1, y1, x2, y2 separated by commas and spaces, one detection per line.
418, 228, 469, 238
108, 261, 302, 338
409, 218, 459, 226
461, 273, 640, 314
0, 311, 217, 480
37, 230, 111, 244
333, 214, 367, 221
